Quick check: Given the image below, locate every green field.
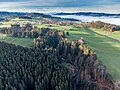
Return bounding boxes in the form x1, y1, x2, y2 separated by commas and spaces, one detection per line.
66, 27, 120, 80
90, 28, 120, 39
48, 26, 120, 80
1, 35, 34, 48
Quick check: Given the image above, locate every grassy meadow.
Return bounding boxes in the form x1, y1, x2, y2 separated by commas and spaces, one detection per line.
46, 25, 120, 80
65, 27, 120, 80
0, 34, 34, 47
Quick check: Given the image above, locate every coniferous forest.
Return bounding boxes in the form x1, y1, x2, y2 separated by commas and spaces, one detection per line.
0, 27, 115, 90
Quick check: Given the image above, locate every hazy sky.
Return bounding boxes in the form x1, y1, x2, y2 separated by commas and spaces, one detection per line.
0, 0, 120, 13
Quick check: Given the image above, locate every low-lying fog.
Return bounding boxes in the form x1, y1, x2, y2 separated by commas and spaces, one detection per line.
53, 15, 120, 25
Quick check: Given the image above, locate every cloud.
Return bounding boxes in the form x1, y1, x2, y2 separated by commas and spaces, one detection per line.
0, 0, 119, 13
1, 0, 119, 7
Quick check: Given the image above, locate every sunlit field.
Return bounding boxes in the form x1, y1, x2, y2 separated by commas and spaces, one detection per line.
49, 26, 120, 80
66, 27, 120, 80
0, 34, 33, 47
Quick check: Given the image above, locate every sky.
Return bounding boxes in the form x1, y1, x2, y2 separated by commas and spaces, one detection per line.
0, 0, 120, 13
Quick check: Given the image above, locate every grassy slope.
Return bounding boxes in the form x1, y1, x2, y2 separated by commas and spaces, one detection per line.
36, 25, 120, 80
49, 26, 120, 80
68, 27, 120, 80
0, 18, 31, 28
90, 28, 120, 39
0, 22, 14, 28
2, 35, 34, 48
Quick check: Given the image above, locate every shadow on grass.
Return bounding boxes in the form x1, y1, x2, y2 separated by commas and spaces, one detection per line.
68, 27, 120, 80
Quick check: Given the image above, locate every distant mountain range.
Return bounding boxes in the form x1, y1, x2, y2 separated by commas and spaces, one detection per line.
1, 11, 120, 22
1, 11, 120, 17
0, 12, 27, 17
28, 13, 80, 21
0, 11, 80, 21
54, 12, 120, 17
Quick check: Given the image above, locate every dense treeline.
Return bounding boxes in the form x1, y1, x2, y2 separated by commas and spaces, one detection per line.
0, 24, 115, 89
34, 29, 115, 90
81, 21, 120, 32
0, 40, 114, 90
0, 42, 71, 90
0, 28, 115, 90
0, 24, 33, 37
0, 24, 50, 38
34, 30, 65, 48
56, 40, 115, 90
